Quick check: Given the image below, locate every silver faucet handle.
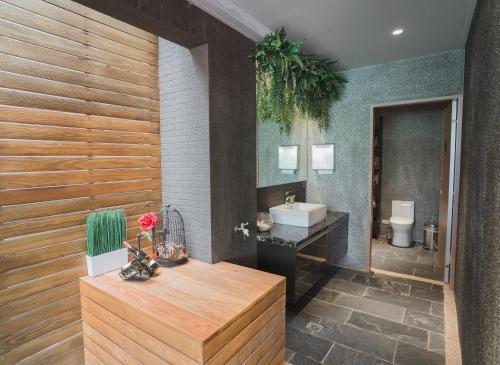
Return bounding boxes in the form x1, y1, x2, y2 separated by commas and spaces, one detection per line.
234, 222, 250, 239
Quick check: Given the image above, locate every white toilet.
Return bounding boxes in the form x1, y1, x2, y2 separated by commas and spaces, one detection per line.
390, 200, 414, 248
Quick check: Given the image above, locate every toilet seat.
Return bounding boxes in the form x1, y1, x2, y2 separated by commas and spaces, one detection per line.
390, 216, 414, 225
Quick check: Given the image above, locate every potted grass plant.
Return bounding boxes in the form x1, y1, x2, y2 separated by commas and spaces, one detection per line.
86, 209, 128, 277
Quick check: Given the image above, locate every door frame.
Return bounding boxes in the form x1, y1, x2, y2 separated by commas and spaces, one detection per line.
366, 95, 463, 286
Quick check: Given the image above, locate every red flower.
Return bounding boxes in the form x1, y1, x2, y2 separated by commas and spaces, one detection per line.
138, 212, 158, 232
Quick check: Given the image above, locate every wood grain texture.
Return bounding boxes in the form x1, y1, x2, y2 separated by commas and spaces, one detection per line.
81, 297, 198, 365
80, 259, 286, 364
0, 1, 160, 363
0, 1, 157, 65
0, 36, 158, 88
1, 0, 157, 54
207, 20, 257, 266
0, 54, 158, 100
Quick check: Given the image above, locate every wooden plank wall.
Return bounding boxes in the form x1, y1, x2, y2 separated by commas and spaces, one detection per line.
0, 0, 160, 363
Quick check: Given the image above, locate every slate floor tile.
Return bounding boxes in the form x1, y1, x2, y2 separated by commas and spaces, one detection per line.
376, 257, 414, 275
373, 273, 432, 290
323, 343, 392, 365
384, 250, 419, 262
314, 316, 343, 342
302, 263, 356, 282
299, 271, 330, 287
333, 269, 357, 282
412, 262, 436, 272
285, 326, 333, 363
334, 324, 397, 362
371, 254, 385, 267
364, 287, 432, 314
335, 294, 405, 322
409, 286, 444, 303
302, 298, 352, 324
324, 277, 367, 296
295, 281, 315, 299
372, 241, 391, 251
395, 342, 445, 365
414, 267, 442, 280
430, 302, 444, 317
346, 311, 428, 350
417, 253, 437, 265
287, 310, 323, 335
351, 274, 411, 295
404, 309, 444, 333
296, 270, 308, 282
428, 332, 445, 355
431, 283, 444, 292
285, 348, 295, 362
371, 239, 444, 281
288, 352, 322, 365
306, 287, 341, 304
286, 258, 450, 365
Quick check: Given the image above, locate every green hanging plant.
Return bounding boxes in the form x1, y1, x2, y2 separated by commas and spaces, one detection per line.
250, 28, 346, 132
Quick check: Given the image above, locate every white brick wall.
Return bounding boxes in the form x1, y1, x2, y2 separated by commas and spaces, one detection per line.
159, 38, 212, 262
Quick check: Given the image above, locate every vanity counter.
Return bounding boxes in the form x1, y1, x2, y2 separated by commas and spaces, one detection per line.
257, 211, 348, 248
257, 211, 349, 303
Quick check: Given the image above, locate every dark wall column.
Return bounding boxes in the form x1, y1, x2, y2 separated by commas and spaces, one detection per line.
208, 21, 257, 266
455, 0, 500, 364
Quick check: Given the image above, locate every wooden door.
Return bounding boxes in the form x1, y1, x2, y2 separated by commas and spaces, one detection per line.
437, 102, 452, 277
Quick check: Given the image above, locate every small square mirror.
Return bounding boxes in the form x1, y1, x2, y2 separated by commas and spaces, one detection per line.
278, 145, 298, 174
312, 144, 335, 174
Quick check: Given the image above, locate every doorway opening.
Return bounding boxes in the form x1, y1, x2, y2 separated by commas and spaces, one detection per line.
367, 96, 462, 285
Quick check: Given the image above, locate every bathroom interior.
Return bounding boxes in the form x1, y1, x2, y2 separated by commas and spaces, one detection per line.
0, 1, 498, 365
370, 100, 456, 282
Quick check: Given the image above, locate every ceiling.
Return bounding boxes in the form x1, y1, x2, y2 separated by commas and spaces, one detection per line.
190, 0, 476, 69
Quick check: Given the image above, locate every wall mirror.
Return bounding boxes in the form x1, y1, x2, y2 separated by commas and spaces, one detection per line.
258, 120, 335, 187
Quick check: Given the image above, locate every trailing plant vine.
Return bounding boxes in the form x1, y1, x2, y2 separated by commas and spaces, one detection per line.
250, 28, 346, 132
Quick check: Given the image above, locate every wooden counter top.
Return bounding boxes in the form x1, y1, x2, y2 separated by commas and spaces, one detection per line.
80, 259, 286, 364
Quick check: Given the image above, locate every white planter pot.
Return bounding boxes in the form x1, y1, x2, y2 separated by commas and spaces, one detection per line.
86, 248, 128, 277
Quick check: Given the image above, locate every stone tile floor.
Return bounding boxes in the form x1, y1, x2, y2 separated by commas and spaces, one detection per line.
371, 238, 441, 280
285, 257, 445, 364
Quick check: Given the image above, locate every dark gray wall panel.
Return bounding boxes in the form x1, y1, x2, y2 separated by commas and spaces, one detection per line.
455, 0, 500, 364
208, 21, 257, 267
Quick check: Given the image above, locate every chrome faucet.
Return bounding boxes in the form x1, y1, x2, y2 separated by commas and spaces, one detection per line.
284, 190, 296, 206
234, 222, 250, 239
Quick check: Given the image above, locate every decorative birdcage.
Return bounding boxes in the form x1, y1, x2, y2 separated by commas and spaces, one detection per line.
152, 205, 189, 265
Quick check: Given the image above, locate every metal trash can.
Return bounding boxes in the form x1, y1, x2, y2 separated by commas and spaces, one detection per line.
423, 222, 438, 251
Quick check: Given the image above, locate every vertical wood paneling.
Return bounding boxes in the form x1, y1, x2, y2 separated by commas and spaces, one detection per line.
0, 1, 159, 363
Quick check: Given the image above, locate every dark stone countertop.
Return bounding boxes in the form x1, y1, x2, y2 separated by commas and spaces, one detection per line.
257, 211, 348, 248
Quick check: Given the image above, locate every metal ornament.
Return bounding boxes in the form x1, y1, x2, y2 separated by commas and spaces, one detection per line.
119, 235, 159, 280
152, 205, 189, 265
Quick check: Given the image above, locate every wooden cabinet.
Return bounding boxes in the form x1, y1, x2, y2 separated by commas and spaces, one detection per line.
80, 259, 285, 364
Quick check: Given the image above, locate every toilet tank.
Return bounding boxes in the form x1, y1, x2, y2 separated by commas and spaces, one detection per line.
392, 200, 414, 218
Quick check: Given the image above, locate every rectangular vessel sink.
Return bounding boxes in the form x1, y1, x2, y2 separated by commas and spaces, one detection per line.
270, 202, 327, 227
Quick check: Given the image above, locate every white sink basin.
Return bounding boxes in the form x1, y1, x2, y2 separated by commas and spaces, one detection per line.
269, 202, 327, 227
